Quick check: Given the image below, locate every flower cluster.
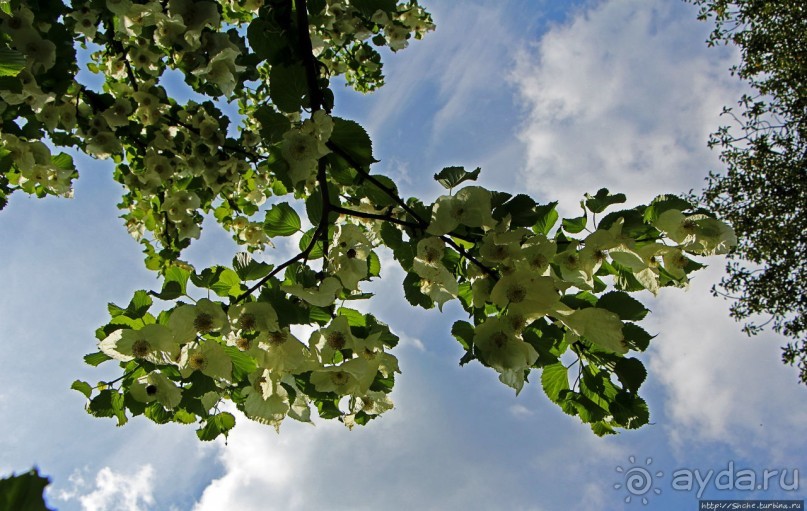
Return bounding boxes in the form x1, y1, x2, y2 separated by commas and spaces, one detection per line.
0, 4, 78, 202
0, 0, 740, 439
281, 110, 333, 186
96, 288, 399, 432
369, 181, 735, 433
308, 0, 435, 91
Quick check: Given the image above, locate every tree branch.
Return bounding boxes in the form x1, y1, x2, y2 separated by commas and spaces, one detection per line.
326, 141, 498, 278
326, 141, 428, 228
235, 221, 327, 302
330, 204, 421, 230
295, 0, 326, 114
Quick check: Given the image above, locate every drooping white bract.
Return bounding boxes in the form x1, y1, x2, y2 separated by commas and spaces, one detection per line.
168, 298, 228, 343
473, 317, 538, 393
129, 371, 183, 409
99, 324, 180, 365
427, 186, 497, 236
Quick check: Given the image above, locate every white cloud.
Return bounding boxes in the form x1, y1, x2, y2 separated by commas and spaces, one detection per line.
511, 0, 745, 215
189, 339, 624, 510
646, 264, 807, 460
59, 465, 155, 511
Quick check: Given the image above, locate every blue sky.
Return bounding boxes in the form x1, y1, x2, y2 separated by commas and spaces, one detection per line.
1, 0, 806, 510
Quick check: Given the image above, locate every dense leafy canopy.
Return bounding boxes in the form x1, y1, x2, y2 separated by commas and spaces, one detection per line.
691, 0, 807, 383
0, 0, 736, 440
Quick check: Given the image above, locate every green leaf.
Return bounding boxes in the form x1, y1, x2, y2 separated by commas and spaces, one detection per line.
643, 194, 693, 223
490, 191, 512, 209
0, 468, 53, 511
254, 106, 291, 143
264, 202, 301, 236
499, 194, 540, 227
596, 291, 649, 321
562, 215, 587, 234
223, 346, 258, 381
369, 372, 394, 393
233, 253, 273, 282
308, 0, 326, 14
562, 392, 607, 423
541, 363, 569, 403
308, 305, 333, 325
622, 323, 654, 352
611, 393, 649, 429
71, 380, 93, 399
602, 260, 647, 292
298, 228, 324, 259
316, 397, 342, 419
523, 322, 567, 367
458, 350, 475, 366
590, 421, 617, 436
367, 251, 381, 277
305, 192, 323, 226
192, 266, 242, 297
153, 265, 190, 300
0, 47, 25, 77
106, 302, 126, 318
561, 290, 598, 309
178, 372, 219, 417
532, 202, 559, 235
359, 174, 398, 207
83, 351, 112, 367
247, 19, 287, 64
325, 152, 358, 185
125, 290, 152, 319
271, 179, 288, 196
450, 320, 475, 350
402, 272, 433, 309
173, 409, 198, 425
584, 188, 627, 214
50, 152, 75, 171
196, 412, 236, 441
457, 281, 473, 310
124, 391, 147, 418
144, 402, 172, 424
433, 166, 481, 190
391, 240, 415, 272
330, 117, 375, 167
614, 358, 647, 393
210, 268, 242, 297
600, 209, 657, 241
270, 63, 308, 113
338, 307, 367, 328
351, 0, 397, 16
88, 389, 127, 426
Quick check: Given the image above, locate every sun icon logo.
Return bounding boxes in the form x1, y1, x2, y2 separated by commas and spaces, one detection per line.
614, 456, 664, 505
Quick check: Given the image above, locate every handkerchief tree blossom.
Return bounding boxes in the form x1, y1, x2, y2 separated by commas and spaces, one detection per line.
0, 0, 735, 440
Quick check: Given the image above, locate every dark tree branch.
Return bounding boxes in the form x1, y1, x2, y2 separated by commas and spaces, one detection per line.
295, 0, 327, 114
330, 205, 421, 230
